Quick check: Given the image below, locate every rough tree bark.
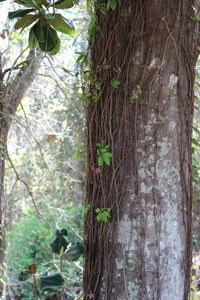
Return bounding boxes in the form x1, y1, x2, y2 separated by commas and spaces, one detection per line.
84, 1, 199, 300
0, 49, 42, 294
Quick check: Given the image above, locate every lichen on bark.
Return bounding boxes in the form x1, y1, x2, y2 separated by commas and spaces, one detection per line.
84, 1, 199, 299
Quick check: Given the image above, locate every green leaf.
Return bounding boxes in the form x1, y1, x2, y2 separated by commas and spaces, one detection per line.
49, 33, 60, 55
110, 79, 120, 88
14, 15, 38, 30
64, 242, 84, 261
22, 0, 41, 9
192, 147, 195, 154
102, 154, 110, 165
40, 273, 64, 292
56, 228, 68, 236
114, 67, 122, 73
48, 14, 75, 35
100, 148, 108, 153
8, 9, 36, 19
29, 21, 44, 48
107, 0, 117, 10
130, 93, 139, 100
50, 228, 69, 254
96, 3, 108, 14
76, 52, 86, 63
86, 0, 92, 9
96, 143, 102, 147
30, 21, 60, 53
18, 270, 31, 281
96, 208, 111, 222
96, 211, 109, 222
72, 151, 80, 158
36, 0, 51, 6
105, 152, 112, 158
14, 0, 41, 9
54, 0, 75, 9
193, 126, 200, 135
14, 0, 33, 7
98, 156, 104, 166
29, 25, 38, 48
50, 236, 68, 254
192, 138, 200, 147
102, 64, 110, 70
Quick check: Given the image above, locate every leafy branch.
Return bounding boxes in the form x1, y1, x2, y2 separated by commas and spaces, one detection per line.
18, 228, 84, 296
8, 0, 77, 54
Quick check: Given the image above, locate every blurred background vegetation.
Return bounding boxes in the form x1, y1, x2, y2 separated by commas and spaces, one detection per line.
0, 1, 88, 299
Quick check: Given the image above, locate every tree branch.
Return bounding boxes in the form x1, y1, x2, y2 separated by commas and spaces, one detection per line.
3, 49, 43, 128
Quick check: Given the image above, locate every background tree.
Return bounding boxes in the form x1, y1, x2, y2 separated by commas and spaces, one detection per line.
0, 48, 42, 295
84, 1, 200, 300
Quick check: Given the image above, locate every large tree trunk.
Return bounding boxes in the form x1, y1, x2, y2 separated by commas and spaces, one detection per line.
0, 50, 42, 295
84, 1, 199, 299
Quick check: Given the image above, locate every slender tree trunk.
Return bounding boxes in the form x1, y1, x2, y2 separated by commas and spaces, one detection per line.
0, 84, 7, 285
84, 1, 199, 299
0, 50, 42, 296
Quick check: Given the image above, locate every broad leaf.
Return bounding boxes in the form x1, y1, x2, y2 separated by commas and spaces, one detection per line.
14, 15, 38, 30
193, 126, 200, 135
8, 9, 35, 19
72, 151, 81, 158
102, 154, 111, 165
76, 52, 86, 63
192, 138, 200, 147
41, 25, 60, 54
48, 14, 75, 35
100, 148, 108, 153
55, 228, 68, 236
96, 143, 102, 147
29, 25, 38, 48
110, 79, 120, 88
49, 33, 60, 55
40, 273, 64, 292
22, 0, 41, 9
36, 0, 51, 6
31, 21, 45, 47
64, 242, 84, 261
87, 0, 92, 9
18, 270, 31, 281
54, 0, 74, 9
107, 0, 117, 10
50, 228, 69, 254
14, 0, 33, 7
30, 21, 60, 53
105, 152, 112, 157
98, 156, 104, 166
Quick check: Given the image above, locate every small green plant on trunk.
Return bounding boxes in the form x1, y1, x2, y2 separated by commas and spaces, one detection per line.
97, 142, 112, 166
96, 208, 111, 222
